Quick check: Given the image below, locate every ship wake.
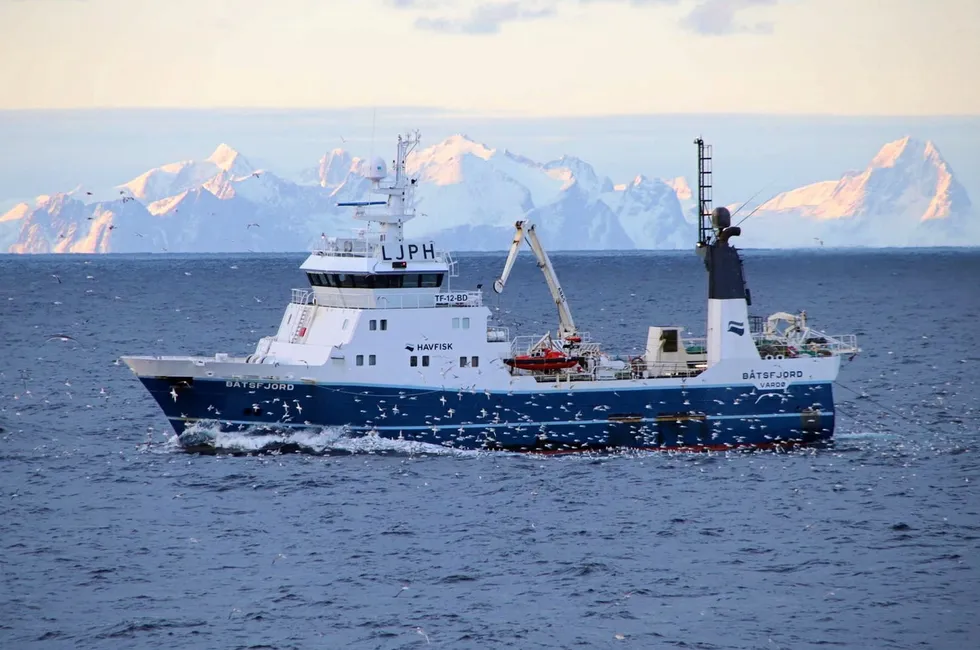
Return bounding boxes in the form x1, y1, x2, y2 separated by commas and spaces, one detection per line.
168, 420, 483, 457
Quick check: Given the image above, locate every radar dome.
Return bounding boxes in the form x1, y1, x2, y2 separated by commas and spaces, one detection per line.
365, 156, 387, 181
711, 206, 731, 230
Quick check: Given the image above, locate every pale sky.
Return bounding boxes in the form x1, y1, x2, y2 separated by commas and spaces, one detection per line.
0, 0, 977, 115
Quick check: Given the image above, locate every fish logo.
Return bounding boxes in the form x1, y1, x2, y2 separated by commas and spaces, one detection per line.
405, 344, 415, 352
727, 320, 745, 336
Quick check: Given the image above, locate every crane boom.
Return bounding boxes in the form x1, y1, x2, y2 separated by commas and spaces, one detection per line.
493, 220, 578, 340
492, 221, 525, 295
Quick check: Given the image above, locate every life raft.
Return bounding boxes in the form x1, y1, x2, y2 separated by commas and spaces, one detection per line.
505, 349, 583, 372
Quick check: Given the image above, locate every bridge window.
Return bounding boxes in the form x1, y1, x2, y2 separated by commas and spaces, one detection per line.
312, 273, 445, 290
369, 354, 376, 366
355, 354, 364, 366
420, 273, 442, 288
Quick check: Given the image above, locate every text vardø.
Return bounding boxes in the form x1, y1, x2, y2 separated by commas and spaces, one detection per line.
416, 343, 453, 351
742, 370, 804, 380
226, 381, 294, 391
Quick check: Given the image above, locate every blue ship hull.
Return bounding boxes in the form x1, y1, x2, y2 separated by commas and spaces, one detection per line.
140, 377, 835, 452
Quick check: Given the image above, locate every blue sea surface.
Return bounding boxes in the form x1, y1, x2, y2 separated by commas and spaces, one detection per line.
1, 249, 979, 649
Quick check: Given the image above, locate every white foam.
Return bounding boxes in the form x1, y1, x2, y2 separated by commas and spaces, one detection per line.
175, 421, 482, 457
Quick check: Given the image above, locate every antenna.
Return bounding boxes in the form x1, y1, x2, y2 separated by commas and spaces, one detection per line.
369, 108, 377, 168
729, 183, 771, 221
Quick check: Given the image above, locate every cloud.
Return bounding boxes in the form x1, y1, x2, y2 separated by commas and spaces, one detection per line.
411, 1, 556, 35
389, 0, 783, 36
680, 0, 778, 35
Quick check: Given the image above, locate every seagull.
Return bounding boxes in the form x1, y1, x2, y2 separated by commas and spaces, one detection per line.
247, 223, 260, 229
51, 274, 61, 284
46, 334, 78, 343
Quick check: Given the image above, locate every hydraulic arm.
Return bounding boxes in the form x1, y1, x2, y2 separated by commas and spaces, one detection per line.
493, 220, 578, 340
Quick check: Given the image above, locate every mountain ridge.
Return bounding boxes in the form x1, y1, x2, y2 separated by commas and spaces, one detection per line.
1, 134, 974, 254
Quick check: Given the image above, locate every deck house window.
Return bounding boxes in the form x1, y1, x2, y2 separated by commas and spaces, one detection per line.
380, 319, 388, 331
422, 355, 430, 367
460, 356, 468, 368
410, 356, 418, 367
420, 273, 442, 288
356, 354, 364, 366
452, 317, 460, 329
369, 319, 377, 331
471, 356, 479, 368
462, 317, 470, 329
369, 354, 376, 366
661, 329, 679, 353
324, 273, 443, 289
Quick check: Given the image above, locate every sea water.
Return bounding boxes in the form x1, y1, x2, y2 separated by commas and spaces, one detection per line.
1, 249, 978, 649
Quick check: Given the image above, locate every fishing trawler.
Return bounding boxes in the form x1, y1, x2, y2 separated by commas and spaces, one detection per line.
123, 133, 859, 452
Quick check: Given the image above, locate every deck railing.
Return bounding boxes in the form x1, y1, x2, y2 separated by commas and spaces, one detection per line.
290, 288, 315, 305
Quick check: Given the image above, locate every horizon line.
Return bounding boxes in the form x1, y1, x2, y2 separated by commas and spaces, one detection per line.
4, 246, 980, 258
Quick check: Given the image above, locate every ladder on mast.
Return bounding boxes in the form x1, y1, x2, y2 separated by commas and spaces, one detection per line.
695, 138, 713, 246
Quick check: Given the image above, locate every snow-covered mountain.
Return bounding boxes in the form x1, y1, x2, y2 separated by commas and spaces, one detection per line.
120, 143, 256, 202
1, 134, 974, 254
737, 137, 975, 247
1, 135, 693, 253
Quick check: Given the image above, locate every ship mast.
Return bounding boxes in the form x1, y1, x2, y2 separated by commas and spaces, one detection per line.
695, 137, 713, 248
341, 130, 421, 245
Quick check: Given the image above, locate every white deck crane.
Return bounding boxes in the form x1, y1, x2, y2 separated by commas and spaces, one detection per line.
493, 220, 579, 341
